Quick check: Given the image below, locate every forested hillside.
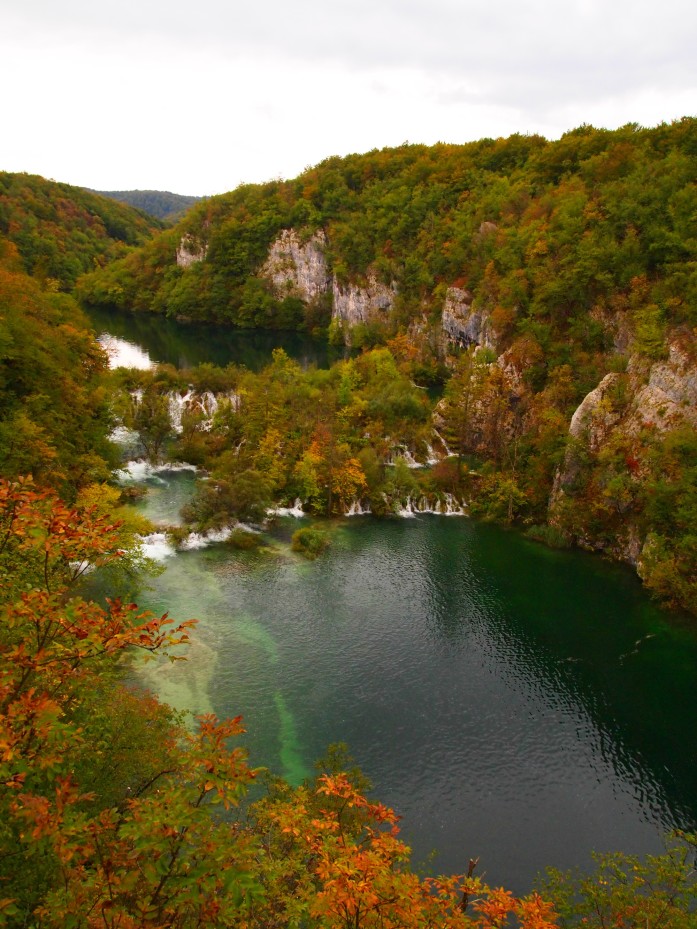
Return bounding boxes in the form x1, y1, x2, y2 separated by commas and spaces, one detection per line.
79, 119, 697, 613
0, 238, 117, 498
78, 119, 696, 340
92, 188, 202, 222
0, 172, 162, 289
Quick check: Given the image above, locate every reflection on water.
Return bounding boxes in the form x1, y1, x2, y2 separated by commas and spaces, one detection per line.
131, 472, 697, 893
84, 304, 348, 371
99, 333, 154, 369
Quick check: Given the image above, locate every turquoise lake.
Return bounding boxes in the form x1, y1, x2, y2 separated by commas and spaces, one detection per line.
92, 308, 697, 894
132, 469, 697, 895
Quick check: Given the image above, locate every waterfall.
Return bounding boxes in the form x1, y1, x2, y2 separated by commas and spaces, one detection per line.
386, 444, 423, 468
167, 389, 238, 433
168, 390, 194, 432
424, 443, 441, 466
115, 460, 198, 487
432, 428, 455, 459
140, 532, 177, 561
267, 499, 305, 518
179, 526, 237, 550
345, 499, 372, 516
129, 388, 240, 434
395, 493, 467, 518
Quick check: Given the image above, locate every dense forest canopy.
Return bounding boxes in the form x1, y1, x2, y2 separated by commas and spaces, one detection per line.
91, 188, 203, 223
0, 172, 162, 290
0, 239, 117, 498
78, 119, 697, 338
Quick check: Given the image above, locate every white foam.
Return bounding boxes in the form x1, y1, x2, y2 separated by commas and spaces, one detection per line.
386, 444, 423, 468
432, 428, 455, 459
179, 526, 233, 550
115, 460, 160, 483
395, 494, 468, 518
140, 532, 176, 561
109, 425, 140, 445
267, 499, 305, 518
115, 459, 198, 484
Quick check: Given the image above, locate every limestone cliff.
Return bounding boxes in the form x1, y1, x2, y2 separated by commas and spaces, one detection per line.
258, 228, 397, 337
261, 229, 331, 301
332, 274, 396, 327
441, 287, 495, 350
176, 233, 207, 268
624, 342, 697, 436
549, 337, 697, 568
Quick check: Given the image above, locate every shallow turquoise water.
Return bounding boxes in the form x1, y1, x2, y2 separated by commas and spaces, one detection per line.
132, 471, 697, 893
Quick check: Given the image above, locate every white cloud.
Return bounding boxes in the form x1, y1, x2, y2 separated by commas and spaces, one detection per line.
1, 0, 695, 195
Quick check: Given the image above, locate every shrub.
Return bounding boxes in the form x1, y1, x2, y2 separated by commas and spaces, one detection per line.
291, 525, 331, 559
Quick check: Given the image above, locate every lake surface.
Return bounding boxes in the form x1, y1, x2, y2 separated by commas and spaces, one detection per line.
83, 304, 347, 371
130, 468, 697, 895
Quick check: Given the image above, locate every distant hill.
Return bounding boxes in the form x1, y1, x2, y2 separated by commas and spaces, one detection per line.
92, 189, 202, 222
0, 172, 162, 290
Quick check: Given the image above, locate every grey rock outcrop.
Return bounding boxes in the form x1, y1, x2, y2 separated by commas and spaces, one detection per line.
550, 373, 622, 506
441, 287, 495, 350
261, 229, 331, 301
624, 342, 697, 436
176, 234, 207, 268
260, 228, 397, 337
567, 372, 622, 449
332, 275, 396, 327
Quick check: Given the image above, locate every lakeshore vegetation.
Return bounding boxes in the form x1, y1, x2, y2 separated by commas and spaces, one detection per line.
1, 123, 696, 925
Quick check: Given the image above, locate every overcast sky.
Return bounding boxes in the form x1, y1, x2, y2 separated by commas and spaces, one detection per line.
2, 0, 695, 196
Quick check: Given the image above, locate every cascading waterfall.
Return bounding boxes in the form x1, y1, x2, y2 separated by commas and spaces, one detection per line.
267, 499, 305, 518
140, 532, 177, 560
386, 444, 423, 468
432, 428, 455, 459
345, 499, 372, 516
384, 430, 455, 469
396, 493, 467, 517
115, 460, 198, 483
166, 389, 240, 433
343, 494, 466, 518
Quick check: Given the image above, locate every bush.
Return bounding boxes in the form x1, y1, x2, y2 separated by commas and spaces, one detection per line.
227, 528, 262, 550
291, 526, 330, 559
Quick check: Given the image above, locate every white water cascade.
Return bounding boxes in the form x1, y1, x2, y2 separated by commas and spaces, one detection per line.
345, 499, 372, 516
166, 389, 240, 433
267, 499, 305, 518
386, 444, 423, 468
396, 494, 467, 518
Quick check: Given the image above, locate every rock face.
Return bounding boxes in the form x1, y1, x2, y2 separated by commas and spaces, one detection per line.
332, 275, 396, 327
550, 372, 622, 506
624, 342, 697, 436
567, 372, 622, 449
176, 234, 207, 268
261, 229, 331, 301
441, 287, 494, 350
549, 338, 697, 566
259, 228, 397, 335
